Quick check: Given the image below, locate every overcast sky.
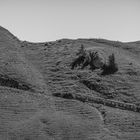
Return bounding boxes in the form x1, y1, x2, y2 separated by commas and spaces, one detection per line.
0, 0, 140, 42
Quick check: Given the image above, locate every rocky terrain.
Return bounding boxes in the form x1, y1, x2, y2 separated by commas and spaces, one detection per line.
0, 26, 140, 140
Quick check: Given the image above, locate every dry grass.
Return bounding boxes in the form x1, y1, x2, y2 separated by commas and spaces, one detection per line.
0, 26, 140, 140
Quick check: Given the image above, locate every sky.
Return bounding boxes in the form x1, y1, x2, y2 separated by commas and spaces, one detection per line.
0, 0, 140, 42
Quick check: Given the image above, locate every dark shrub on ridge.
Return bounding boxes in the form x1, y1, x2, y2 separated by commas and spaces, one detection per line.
101, 53, 118, 75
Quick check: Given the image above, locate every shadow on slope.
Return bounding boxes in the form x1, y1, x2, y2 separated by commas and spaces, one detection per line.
0, 26, 48, 93
0, 74, 31, 91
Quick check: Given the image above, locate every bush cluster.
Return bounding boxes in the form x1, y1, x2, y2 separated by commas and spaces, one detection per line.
71, 45, 103, 71
71, 45, 118, 75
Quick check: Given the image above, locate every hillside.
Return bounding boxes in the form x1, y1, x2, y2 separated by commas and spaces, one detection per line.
0, 26, 140, 140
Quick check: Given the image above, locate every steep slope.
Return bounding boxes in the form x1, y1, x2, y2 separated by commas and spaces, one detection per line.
0, 27, 140, 140
22, 38, 140, 103
0, 26, 48, 93
19, 38, 140, 139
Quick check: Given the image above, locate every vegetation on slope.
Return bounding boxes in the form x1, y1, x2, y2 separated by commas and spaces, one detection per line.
0, 26, 140, 140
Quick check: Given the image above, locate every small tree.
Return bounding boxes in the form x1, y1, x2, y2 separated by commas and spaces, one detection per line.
102, 53, 118, 75
89, 51, 100, 71
71, 44, 86, 69
71, 48, 103, 71
70, 55, 86, 69
76, 44, 86, 56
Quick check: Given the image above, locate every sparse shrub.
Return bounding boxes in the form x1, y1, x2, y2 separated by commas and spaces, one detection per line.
62, 93, 73, 99
81, 51, 99, 71
53, 92, 73, 99
70, 54, 86, 69
70, 44, 86, 69
88, 51, 103, 71
101, 53, 118, 75
57, 40, 62, 43
71, 45, 103, 71
76, 44, 86, 56
44, 43, 48, 46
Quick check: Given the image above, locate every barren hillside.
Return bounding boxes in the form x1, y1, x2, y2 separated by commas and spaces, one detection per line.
0, 26, 140, 140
